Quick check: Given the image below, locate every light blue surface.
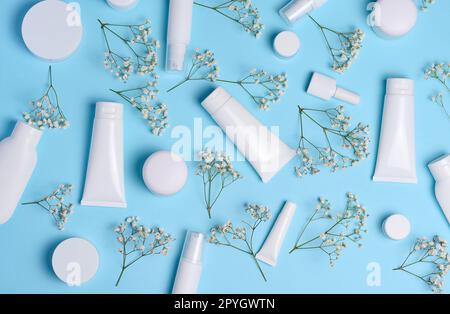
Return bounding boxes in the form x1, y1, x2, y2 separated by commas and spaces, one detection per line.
0, 0, 449, 294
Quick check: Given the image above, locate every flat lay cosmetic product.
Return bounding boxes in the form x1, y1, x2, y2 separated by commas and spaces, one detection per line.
142, 151, 188, 196
429, 154, 450, 224
172, 232, 204, 294
307, 72, 360, 105
280, 0, 328, 25
52, 238, 99, 286
373, 78, 417, 184
106, 0, 139, 10
81, 102, 126, 208
383, 214, 411, 240
367, 0, 417, 39
22, 0, 83, 61
0, 122, 42, 224
256, 201, 297, 266
273, 31, 301, 58
201, 87, 296, 183
166, 0, 194, 72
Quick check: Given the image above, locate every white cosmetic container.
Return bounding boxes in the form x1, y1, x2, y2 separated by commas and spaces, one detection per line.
166, 0, 194, 72
382, 214, 411, 240
0, 122, 42, 224
81, 102, 127, 208
307, 72, 360, 105
280, 0, 328, 25
256, 201, 297, 266
373, 78, 417, 184
273, 31, 301, 58
367, 0, 417, 39
429, 154, 450, 224
106, 0, 139, 11
201, 87, 296, 183
172, 232, 204, 294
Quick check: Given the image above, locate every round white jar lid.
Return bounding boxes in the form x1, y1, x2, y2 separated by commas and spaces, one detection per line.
106, 0, 139, 10
383, 214, 411, 240
52, 238, 99, 285
143, 151, 188, 196
22, 0, 83, 61
273, 31, 300, 58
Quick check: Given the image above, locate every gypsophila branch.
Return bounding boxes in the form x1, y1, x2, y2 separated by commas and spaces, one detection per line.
424, 63, 450, 120
394, 236, 449, 293
114, 216, 174, 287
308, 15, 364, 73
209, 204, 272, 281
295, 105, 370, 177
22, 66, 69, 130
290, 193, 369, 267
22, 184, 74, 230
421, 0, 436, 11
195, 150, 242, 218
194, 0, 263, 38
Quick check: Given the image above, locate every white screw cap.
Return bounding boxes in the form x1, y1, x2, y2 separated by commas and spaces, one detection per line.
383, 214, 411, 240
273, 31, 300, 58
106, 0, 139, 10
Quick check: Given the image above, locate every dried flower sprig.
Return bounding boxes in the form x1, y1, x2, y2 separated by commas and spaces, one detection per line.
167, 49, 288, 110
110, 75, 169, 136
195, 150, 242, 218
295, 105, 370, 177
421, 0, 436, 11
209, 204, 272, 281
22, 184, 74, 230
424, 63, 450, 120
194, 0, 263, 38
394, 236, 450, 293
308, 15, 364, 73
99, 19, 160, 82
290, 193, 369, 267
23, 66, 69, 130
114, 216, 174, 287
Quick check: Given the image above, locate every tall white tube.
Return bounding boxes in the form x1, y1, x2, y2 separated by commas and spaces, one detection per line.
172, 231, 204, 294
81, 102, 127, 208
373, 78, 417, 183
166, 0, 194, 72
201, 87, 296, 183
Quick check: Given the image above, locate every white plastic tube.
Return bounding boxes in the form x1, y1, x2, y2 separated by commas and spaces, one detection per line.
373, 78, 417, 183
166, 0, 193, 72
201, 87, 296, 183
172, 232, 204, 294
81, 102, 127, 207
256, 201, 296, 266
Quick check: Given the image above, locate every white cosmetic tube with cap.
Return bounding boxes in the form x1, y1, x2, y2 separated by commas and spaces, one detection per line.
280, 0, 328, 25
166, 0, 194, 72
373, 78, 417, 183
201, 87, 296, 183
256, 201, 297, 267
81, 102, 127, 208
172, 231, 204, 294
307, 72, 360, 105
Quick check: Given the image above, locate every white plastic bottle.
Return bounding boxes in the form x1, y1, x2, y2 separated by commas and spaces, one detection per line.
0, 121, 43, 224
429, 154, 450, 224
172, 232, 204, 294
280, 0, 328, 25
166, 0, 194, 72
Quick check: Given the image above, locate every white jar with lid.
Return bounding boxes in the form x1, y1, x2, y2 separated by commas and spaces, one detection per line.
367, 0, 418, 39
429, 154, 450, 224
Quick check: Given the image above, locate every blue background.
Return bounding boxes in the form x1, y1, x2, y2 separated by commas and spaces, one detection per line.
0, 0, 449, 294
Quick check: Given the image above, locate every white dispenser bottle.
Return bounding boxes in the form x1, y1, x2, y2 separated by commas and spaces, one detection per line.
0, 121, 43, 224
172, 231, 204, 294
429, 154, 450, 224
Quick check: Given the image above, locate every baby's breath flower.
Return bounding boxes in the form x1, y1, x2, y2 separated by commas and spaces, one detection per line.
424, 63, 450, 120
22, 184, 74, 230
114, 216, 174, 287
421, 0, 436, 11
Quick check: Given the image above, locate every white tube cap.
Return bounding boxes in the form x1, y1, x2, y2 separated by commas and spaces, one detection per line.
429, 154, 450, 181
201, 87, 232, 116
167, 43, 187, 72
280, 0, 327, 25
386, 78, 414, 96
383, 214, 411, 240
106, 0, 139, 11
273, 31, 301, 58
182, 232, 204, 264
95, 102, 123, 120
307, 72, 360, 105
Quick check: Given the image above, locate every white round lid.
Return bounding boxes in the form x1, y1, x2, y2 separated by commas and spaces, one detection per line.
370, 0, 417, 38
52, 238, 99, 285
143, 151, 188, 196
106, 0, 139, 10
383, 214, 411, 240
273, 31, 300, 58
22, 0, 83, 61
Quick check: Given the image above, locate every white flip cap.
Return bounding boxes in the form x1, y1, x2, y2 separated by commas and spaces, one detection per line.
383, 214, 411, 240
22, 0, 83, 61
307, 72, 361, 105
386, 78, 414, 96
182, 232, 205, 264
106, 0, 139, 10
95, 102, 123, 120
273, 31, 301, 58
167, 43, 187, 72
52, 238, 99, 285
143, 151, 188, 196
